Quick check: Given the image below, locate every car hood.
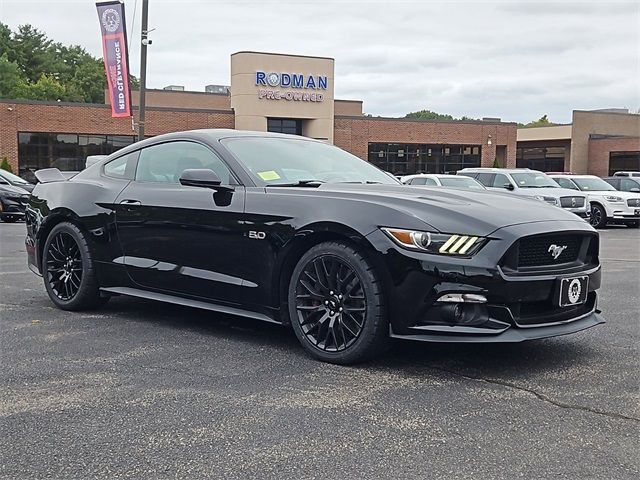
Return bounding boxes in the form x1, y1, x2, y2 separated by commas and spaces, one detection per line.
0, 184, 30, 195
310, 183, 588, 236
513, 187, 586, 198
582, 190, 640, 200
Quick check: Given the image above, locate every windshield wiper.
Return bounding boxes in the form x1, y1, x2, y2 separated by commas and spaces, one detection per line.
266, 180, 325, 187
337, 181, 384, 184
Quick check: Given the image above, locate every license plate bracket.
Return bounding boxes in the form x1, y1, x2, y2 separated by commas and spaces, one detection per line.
556, 275, 589, 307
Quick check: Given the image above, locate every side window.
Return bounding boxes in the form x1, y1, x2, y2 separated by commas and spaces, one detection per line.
491, 173, 510, 188
423, 178, 437, 186
555, 178, 578, 190
476, 173, 493, 186
104, 151, 138, 179
135, 141, 236, 185
410, 178, 426, 185
621, 178, 637, 191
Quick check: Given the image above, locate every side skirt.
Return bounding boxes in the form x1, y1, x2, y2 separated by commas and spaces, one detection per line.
100, 287, 282, 325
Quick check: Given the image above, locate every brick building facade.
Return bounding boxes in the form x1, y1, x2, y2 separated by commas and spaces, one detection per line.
0, 97, 516, 177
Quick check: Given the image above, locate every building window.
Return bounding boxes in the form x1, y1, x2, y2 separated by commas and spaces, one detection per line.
609, 151, 640, 176
17, 132, 136, 179
516, 146, 566, 172
368, 143, 481, 175
267, 118, 302, 136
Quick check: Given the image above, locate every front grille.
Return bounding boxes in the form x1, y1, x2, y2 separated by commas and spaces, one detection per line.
518, 234, 582, 267
627, 198, 640, 208
560, 196, 585, 208
500, 232, 598, 274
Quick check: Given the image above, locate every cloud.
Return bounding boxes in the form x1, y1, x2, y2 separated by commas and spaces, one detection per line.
1, 0, 638, 122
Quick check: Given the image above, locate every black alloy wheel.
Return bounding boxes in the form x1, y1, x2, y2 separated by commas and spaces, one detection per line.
590, 204, 606, 229
46, 231, 83, 301
288, 241, 388, 364
42, 222, 107, 311
295, 255, 366, 352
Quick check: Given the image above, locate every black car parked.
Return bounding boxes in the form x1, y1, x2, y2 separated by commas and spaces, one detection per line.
0, 169, 35, 193
0, 183, 30, 222
25, 130, 604, 364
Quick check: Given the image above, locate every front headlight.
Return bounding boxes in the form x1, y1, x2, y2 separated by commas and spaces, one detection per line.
534, 195, 558, 205
381, 228, 486, 256
604, 195, 623, 203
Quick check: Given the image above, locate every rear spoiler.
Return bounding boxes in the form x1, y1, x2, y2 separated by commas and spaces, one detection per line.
34, 168, 68, 183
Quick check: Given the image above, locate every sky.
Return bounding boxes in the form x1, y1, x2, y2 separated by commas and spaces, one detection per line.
1, 0, 639, 123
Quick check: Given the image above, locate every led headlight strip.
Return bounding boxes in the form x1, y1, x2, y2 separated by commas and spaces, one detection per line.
382, 228, 485, 256
439, 235, 479, 254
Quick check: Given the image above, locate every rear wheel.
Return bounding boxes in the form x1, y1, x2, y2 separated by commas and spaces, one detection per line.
288, 241, 388, 364
590, 204, 607, 229
42, 222, 108, 310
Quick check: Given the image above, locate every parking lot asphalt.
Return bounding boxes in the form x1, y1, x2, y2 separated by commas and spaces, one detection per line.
1, 222, 638, 479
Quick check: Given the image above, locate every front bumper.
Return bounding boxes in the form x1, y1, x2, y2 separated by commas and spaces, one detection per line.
367, 219, 605, 343
390, 309, 604, 343
0, 197, 28, 219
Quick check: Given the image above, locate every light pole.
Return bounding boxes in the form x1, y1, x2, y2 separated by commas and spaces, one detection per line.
138, 0, 150, 141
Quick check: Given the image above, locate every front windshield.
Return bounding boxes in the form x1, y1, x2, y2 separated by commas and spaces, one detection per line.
221, 137, 399, 185
0, 170, 30, 185
572, 177, 616, 191
510, 172, 559, 188
439, 176, 485, 189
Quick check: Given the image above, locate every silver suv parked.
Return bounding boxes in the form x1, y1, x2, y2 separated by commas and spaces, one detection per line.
458, 168, 590, 219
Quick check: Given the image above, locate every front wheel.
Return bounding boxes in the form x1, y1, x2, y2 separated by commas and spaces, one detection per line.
288, 241, 388, 364
590, 204, 607, 229
42, 222, 108, 311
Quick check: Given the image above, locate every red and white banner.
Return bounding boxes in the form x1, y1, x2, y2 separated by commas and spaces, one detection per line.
96, 1, 132, 118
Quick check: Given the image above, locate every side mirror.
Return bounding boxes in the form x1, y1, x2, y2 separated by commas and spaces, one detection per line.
504, 183, 515, 191
179, 169, 233, 192
630, 187, 640, 192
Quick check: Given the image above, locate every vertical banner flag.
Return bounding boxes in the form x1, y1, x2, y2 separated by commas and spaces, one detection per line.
96, 1, 132, 118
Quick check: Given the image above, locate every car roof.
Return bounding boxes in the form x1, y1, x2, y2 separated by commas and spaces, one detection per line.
458, 168, 534, 173
548, 174, 594, 178
104, 129, 324, 160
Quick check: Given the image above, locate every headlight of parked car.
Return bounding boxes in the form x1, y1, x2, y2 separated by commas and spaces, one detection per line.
381, 228, 486, 256
533, 195, 558, 205
604, 195, 623, 203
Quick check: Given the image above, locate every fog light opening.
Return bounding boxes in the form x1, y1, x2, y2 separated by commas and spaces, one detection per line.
438, 303, 489, 326
436, 293, 487, 304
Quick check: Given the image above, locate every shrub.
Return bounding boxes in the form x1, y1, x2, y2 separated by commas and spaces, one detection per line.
0, 157, 13, 173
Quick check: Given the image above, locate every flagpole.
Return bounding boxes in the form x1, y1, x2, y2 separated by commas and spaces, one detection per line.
138, 0, 149, 141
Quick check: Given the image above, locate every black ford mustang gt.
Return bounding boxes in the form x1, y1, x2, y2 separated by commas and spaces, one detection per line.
25, 130, 604, 364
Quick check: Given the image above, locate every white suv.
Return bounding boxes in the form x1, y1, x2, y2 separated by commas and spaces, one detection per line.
401, 174, 486, 190
550, 174, 640, 228
458, 168, 590, 220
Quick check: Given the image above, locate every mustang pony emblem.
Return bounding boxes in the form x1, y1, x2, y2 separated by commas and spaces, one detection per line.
548, 244, 568, 260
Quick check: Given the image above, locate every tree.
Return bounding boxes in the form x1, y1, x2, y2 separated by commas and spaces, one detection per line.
0, 22, 138, 104
0, 54, 24, 98
12, 74, 69, 101
518, 114, 557, 128
0, 157, 13, 174
10, 24, 56, 83
405, 109, 455, 121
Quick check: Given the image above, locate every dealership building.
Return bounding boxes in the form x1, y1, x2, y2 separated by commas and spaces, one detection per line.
0, 51, 637, 178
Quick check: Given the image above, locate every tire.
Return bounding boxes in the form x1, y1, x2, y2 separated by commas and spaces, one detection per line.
42, 222, 108, 311
288, 241, 388, 364
590, 203, 607, 229
626, 220, 640, 228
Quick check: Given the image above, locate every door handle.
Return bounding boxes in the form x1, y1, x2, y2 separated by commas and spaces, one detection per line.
119, 199, 141, 208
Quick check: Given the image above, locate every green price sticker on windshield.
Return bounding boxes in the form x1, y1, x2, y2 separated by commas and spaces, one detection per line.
257, 170, 281, 181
